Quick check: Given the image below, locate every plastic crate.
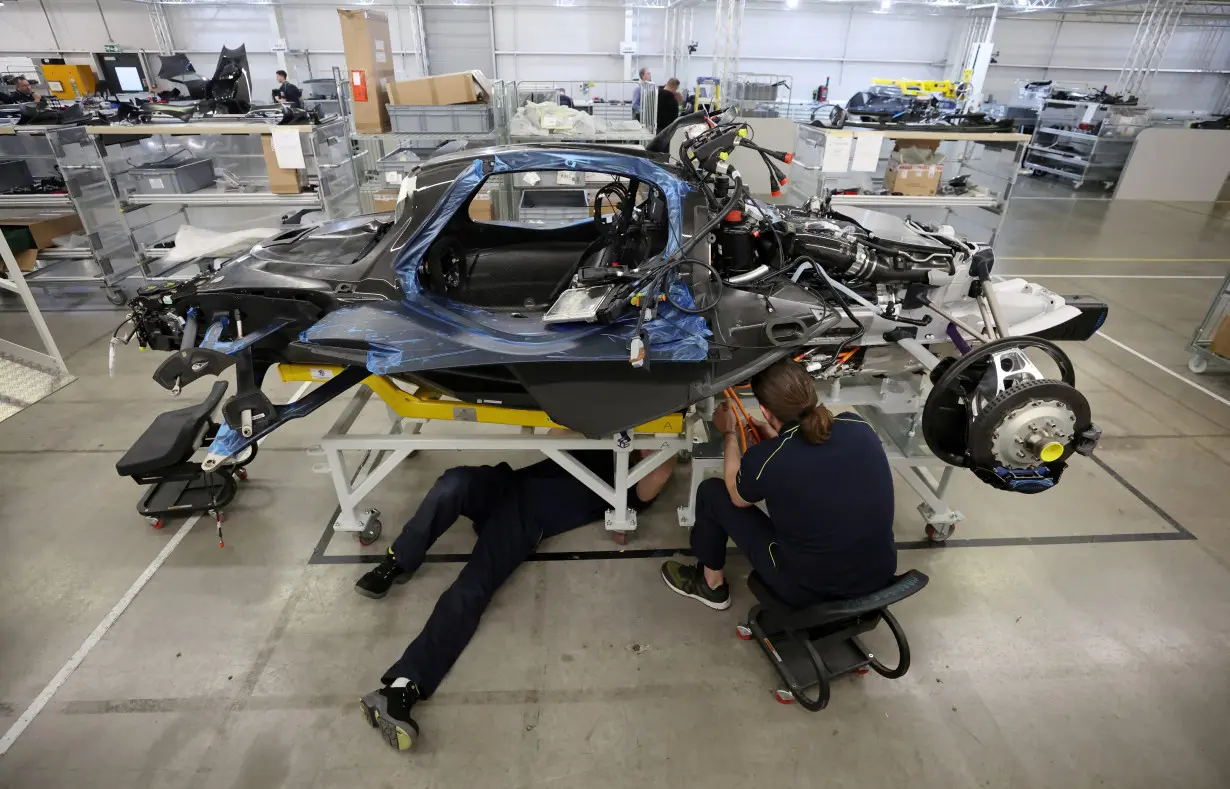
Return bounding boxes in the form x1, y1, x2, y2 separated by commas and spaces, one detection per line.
131, 157, 215, 194
387, 105, 494, 134
518, 189, 589, 225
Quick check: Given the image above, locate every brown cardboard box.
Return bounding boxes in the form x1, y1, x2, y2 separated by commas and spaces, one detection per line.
0, 212, 84, 272
883, 151, 944, 197
469, 192, 493, 221
1210, 315, 1230, 360
339, 9, 395, 133
372, 193, 398, 213
261, 136, 303, 195
388, 71, 492, 106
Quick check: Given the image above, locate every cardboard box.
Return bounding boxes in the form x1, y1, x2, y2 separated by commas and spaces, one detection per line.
372, 193, 398, 213
339, 9, 396, 133
1, 212, 84, 272
261, 136, 302, 195
883, 150, 944, 197
1210, 315, 1230, 360
469, 192, 493, 221
388, 71, 492, 106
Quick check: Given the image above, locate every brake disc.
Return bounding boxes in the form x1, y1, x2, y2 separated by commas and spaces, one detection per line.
968, 378, 1091, 469
921, 336, 1079, 467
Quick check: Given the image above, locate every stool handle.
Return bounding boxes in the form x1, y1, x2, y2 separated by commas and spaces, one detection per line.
791, 629, 831, 712
867, 608, 912, 679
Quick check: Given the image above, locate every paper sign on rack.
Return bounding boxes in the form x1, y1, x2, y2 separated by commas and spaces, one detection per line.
271, 129, 306, 170
821, 132, 853, 173
850, 132, 885, 172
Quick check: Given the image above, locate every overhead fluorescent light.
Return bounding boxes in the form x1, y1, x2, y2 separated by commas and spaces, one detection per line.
786, 0, 800, 8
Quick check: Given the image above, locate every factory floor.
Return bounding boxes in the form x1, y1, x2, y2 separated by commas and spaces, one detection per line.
2, 198, 1230, 789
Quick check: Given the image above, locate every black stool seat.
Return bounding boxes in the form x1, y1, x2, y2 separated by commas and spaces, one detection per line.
116, 381, 228, 478
742, 569, 929, 712
749, 569, 929, 631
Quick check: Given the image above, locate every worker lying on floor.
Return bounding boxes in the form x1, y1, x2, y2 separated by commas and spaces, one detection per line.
662, 359, 897, 609
355, 442, 676, 752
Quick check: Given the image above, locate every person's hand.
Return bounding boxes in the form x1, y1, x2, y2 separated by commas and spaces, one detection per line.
713, 402, 737, 435
749, 417, 777, 441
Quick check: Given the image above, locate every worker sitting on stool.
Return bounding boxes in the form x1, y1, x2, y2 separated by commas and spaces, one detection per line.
356, 442, 676, 752
662, 359, 896, 609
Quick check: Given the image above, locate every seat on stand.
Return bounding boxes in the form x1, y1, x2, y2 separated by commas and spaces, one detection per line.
115, 381, 248, 531
739, 569, 929, 711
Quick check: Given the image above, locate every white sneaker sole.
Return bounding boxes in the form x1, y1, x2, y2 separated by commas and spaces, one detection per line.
661, 567, 732, 610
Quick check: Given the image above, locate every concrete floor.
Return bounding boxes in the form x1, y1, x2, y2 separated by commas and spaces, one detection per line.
2, 198, 1230, 788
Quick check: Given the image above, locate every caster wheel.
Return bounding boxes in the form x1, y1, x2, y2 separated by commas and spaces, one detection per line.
611, 530, 630, 545
855, 667, 870, 675
236, 468, 248, 482
774, 689, 795, 705
358, 519, 382, 546
1188, 355, 1208, 375
735, 624, 753, 641
925, 523, 954, 543
146, 517, 163, 529
104, 288, 128, 306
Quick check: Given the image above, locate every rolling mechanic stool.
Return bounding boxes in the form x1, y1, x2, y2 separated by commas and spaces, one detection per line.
115, 381, 252, 536
736, 569, 929, 711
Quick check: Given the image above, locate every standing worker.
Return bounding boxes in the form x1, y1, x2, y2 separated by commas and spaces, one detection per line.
355, 442, 676, 752
661, 359, 897, 609
631, 67, 651, 121
656, 78, 681, 132
273, 70, 302, 108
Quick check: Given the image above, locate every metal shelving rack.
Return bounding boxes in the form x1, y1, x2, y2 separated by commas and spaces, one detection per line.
0, 125, 87, 275
35, 119, 361, 302
1023, 100, 1150, 191
727, 73, 793, 118
788, 125, 1032, 246
1187, 270, 1230, 375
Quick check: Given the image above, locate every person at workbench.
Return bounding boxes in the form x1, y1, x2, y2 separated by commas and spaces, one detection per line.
356, 444, 677, 751
3, 77, 42, 104
662, 359, 897, 610
273, 70, 302, 108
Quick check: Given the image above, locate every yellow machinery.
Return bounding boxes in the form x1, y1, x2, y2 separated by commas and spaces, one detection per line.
871, 78, 958, 99
40, 64, 98, 99
277, 364, 685, 434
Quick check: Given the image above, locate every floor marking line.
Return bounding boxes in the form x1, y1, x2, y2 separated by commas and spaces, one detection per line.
0, 514, 203, 759
1001, 275, 1223, 280
1096, 332, 1230, 409
999, 257, 1230, 262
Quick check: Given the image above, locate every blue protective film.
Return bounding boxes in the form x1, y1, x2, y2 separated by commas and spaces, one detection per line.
304, 149, 709, 374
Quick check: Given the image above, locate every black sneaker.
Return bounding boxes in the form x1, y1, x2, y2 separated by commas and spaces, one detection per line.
359, 683, 421, 752
355, 548, 412, 599
661, 560, 731, 610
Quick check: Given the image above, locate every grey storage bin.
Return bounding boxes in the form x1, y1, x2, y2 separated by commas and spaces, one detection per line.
131, 152, 216, 195
387, 104, 494, 134
376, 145, 421, 172
0, 159, 34, 193
519, 189, 589, 226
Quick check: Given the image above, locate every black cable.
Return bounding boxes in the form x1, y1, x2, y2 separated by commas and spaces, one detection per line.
662, 257, 723, 314
796, 255, 866, 373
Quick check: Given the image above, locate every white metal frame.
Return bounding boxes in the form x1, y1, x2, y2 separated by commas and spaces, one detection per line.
313, 386, 701, 537
310, 347, 966, 543
0, 231, 70, 379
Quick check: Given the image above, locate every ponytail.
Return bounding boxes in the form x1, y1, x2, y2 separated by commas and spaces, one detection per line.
798, 403, 833, 445
750, 359, 833, 445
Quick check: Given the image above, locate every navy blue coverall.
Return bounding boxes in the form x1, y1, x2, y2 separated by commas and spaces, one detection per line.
382, 452, 652, 696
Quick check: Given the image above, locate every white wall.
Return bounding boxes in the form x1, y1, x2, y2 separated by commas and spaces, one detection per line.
1, 0, 1227, 113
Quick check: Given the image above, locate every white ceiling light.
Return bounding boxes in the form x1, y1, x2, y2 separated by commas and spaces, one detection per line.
785, 0, 800, 9
880, 0, 892, 9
